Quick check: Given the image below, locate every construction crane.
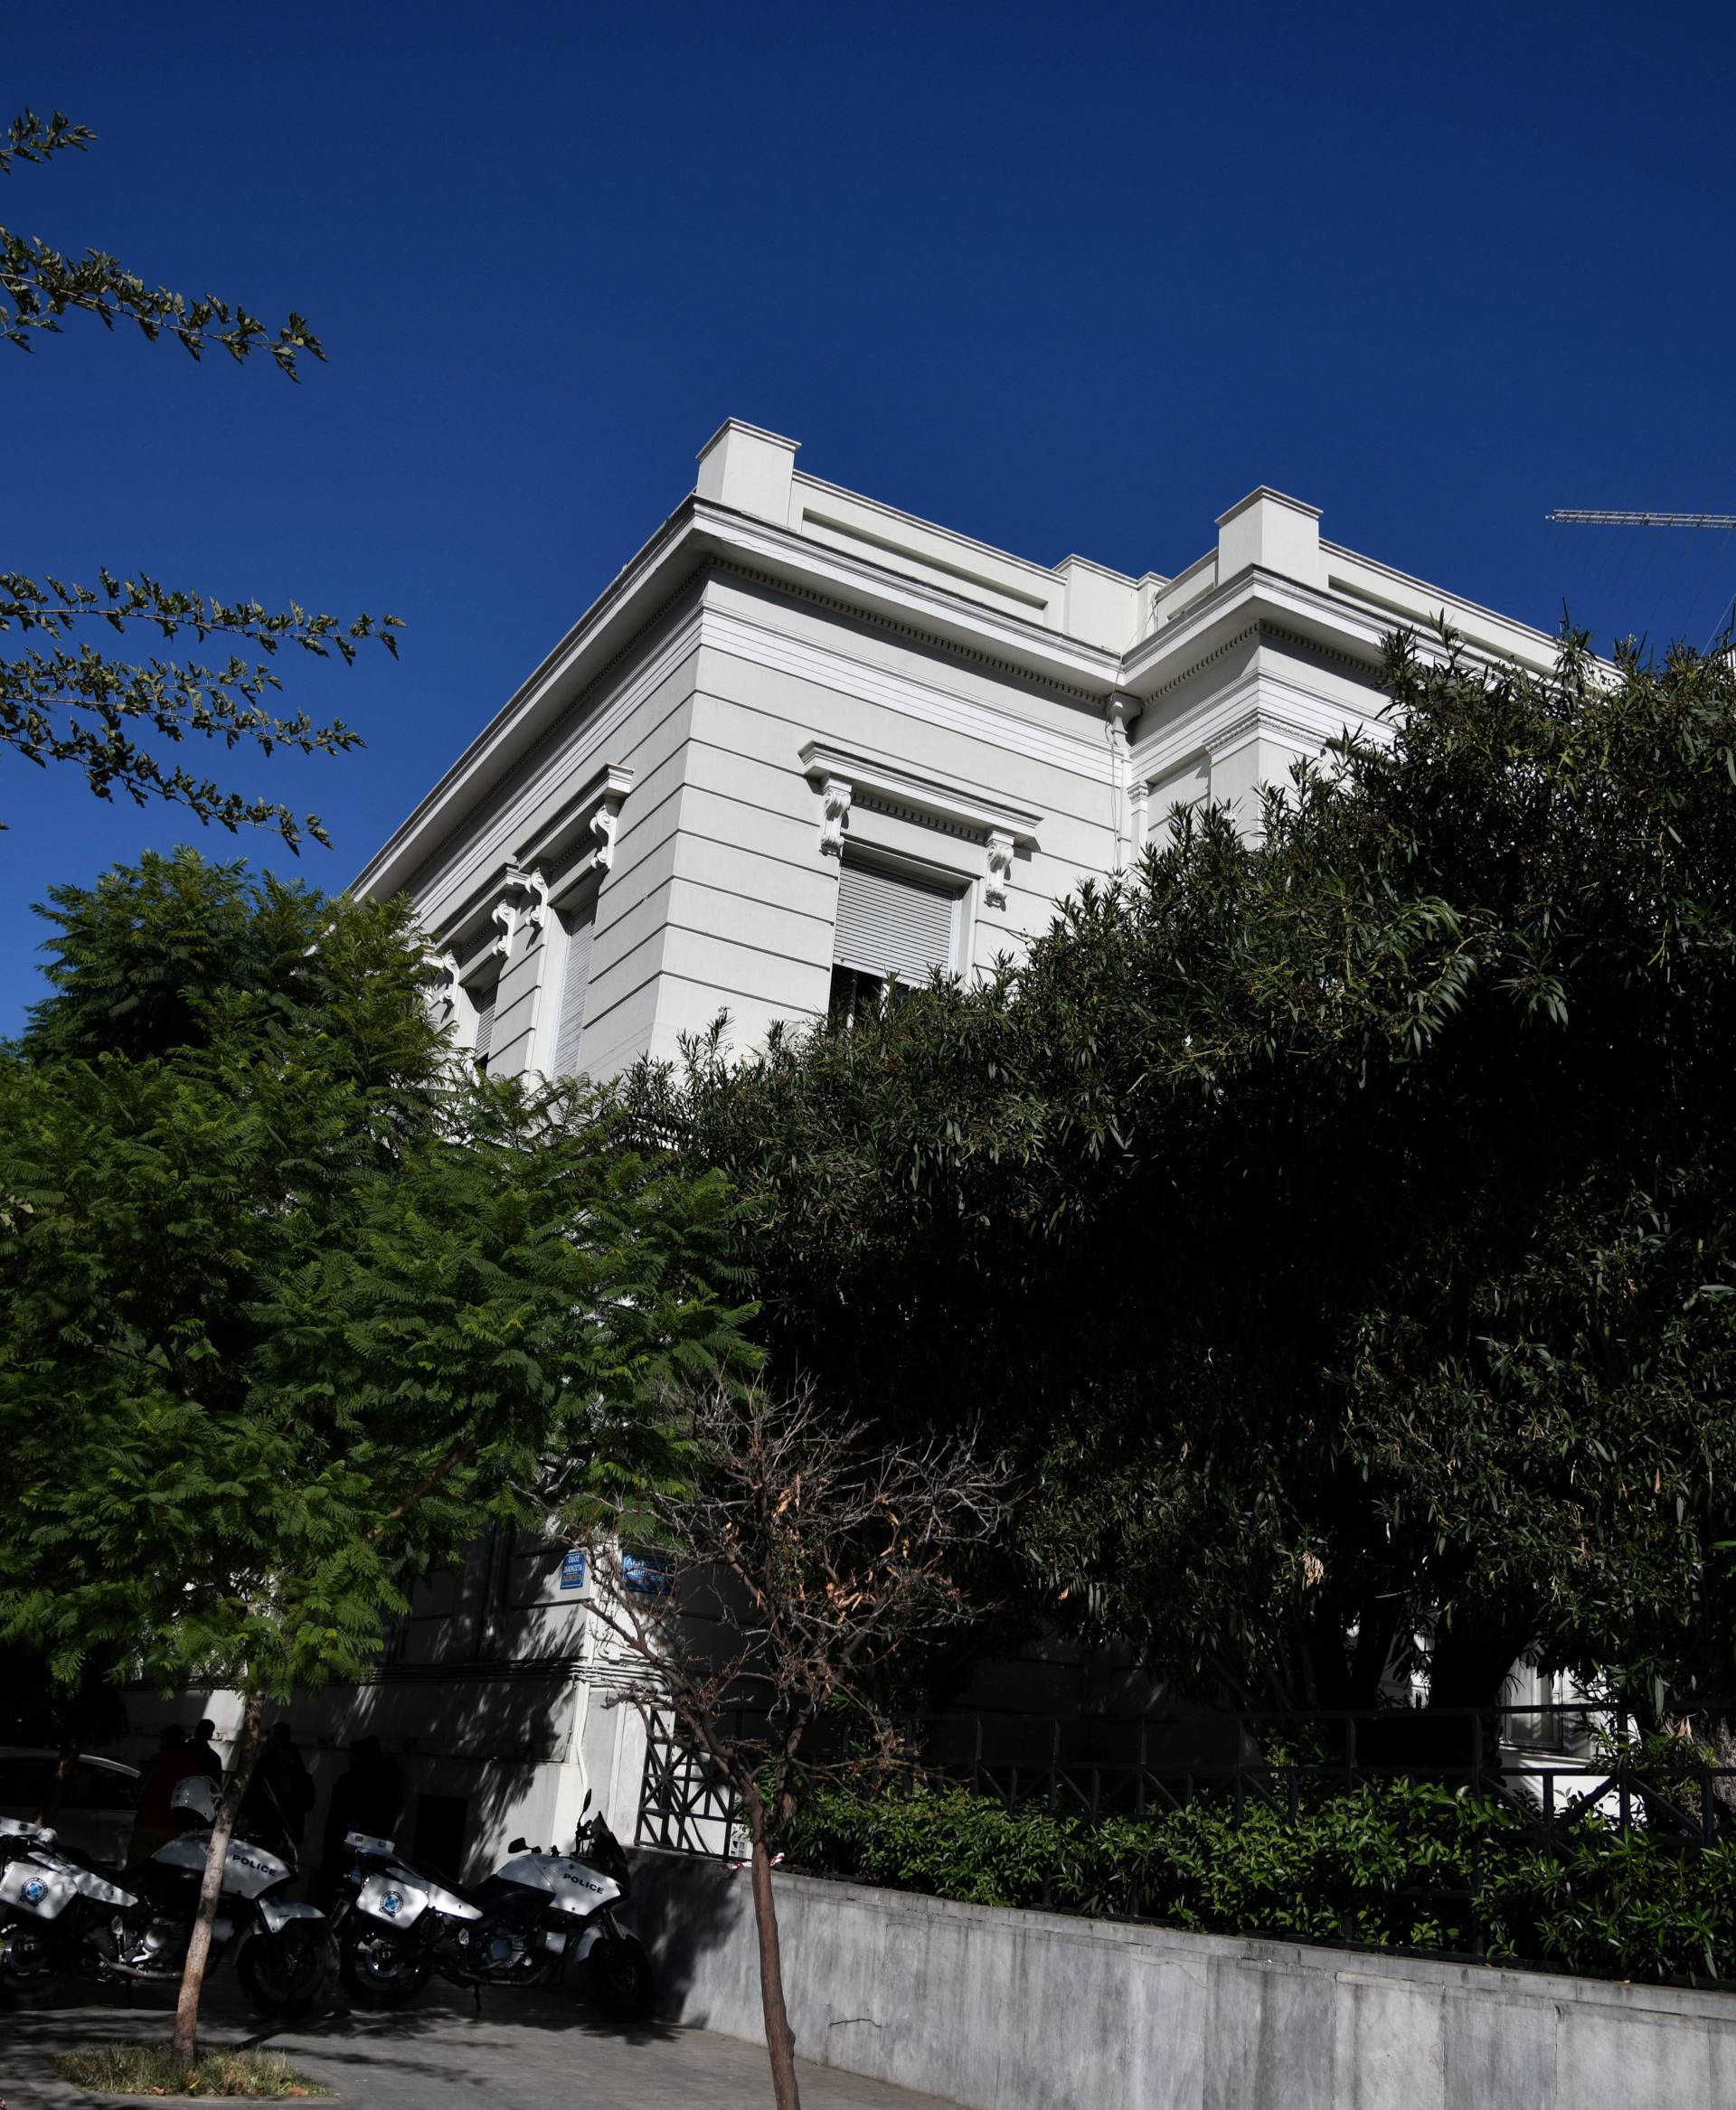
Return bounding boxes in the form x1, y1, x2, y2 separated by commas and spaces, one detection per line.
1548, 510, 1736, 643
1548, 509, 1736, 528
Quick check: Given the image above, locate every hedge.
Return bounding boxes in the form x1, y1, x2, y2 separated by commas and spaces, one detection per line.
783, 1777, 1736, 1984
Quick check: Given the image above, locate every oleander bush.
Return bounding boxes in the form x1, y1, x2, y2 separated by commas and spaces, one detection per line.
629, 637, 1736, 1731
784, 1776, 1736, 1983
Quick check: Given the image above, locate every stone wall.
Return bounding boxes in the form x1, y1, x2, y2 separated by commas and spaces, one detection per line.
628, 1848, 1736, 2110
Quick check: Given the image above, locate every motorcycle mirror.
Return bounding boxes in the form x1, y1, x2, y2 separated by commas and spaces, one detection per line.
508, 1836, 526, 1852
581, 1789, 592, 1814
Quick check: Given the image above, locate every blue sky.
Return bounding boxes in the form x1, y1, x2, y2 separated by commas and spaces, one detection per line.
5, 0, 1734, 1030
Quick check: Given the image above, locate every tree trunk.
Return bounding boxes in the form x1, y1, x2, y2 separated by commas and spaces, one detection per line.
747, 1803, 801, 2110
171, 1691, 265, 2069
35, 1738, 78, 1827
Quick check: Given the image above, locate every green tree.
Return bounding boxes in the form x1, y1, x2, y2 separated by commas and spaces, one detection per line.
17, 843, 419, 1060
0, 850, 751, 2063
2, 109, 398, 848
625, 631, 1736, 1729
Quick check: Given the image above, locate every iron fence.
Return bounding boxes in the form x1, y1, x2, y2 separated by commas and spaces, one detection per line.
635, 1702, 1736, 1982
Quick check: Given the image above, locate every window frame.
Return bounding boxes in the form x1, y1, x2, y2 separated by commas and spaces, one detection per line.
828, 846, 967, 1022
540, 877, 599, 1082
457, 956, 503, 1071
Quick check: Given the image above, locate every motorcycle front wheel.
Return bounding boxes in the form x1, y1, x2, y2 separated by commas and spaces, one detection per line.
338, 1925, 430, 2011
238, 1923, 338, 2018
0, 1915, 71, 2006
588, 1931, 655, 2021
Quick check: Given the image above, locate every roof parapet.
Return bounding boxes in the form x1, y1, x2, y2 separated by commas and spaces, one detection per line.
695, 418, 800, 525
1052, 553, 1142, 652
1215, 486, 1326, 590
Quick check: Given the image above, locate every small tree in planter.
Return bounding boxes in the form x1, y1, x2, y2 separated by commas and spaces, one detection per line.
583, 1380, 1009, 2110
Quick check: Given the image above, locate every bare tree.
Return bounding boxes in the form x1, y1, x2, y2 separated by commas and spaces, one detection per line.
582, 1379, 1009, 2110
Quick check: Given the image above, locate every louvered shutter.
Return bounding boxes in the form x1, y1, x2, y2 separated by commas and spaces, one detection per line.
550, 897, 596, 1078
834, 860, 957, 984
471, 977, 498, 1062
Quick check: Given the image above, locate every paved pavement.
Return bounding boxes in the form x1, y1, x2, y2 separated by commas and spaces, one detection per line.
0, 1979, 960, 2109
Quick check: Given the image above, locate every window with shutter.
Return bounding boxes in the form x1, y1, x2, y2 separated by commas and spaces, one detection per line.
470, 976, 499, 1068
549, 896, 596, 1078
830, 859, 958, 1023
833, 860, 957, 982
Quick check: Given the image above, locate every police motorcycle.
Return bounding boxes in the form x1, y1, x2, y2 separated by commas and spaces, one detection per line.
0, 1816, 135, 2003
0, 1775, 335, 2013
334, 1791, 655, 2019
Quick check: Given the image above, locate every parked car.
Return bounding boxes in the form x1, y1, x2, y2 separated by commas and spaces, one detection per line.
0, 1749, 139, 1867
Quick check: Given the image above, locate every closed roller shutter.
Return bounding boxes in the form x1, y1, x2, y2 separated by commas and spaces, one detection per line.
550, 897, 596, 1078
471, 977, 498, 1063
834, 860, 957, 984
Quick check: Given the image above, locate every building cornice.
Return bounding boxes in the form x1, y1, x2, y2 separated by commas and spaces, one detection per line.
792, 470, 1140, 594
1317, 539, 1568, 662
706, 601, 1110, 785
408, 602, 702, 927
353, 499, 703, 901
354, 498, 1126, 904
693, 501, 1122, 692
1121, 563, 1557, 702
1131, 665, 1393, 789
353, 459, 1605, 912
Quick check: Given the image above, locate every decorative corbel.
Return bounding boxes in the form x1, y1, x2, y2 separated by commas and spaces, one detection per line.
424, 949, 461, 1026
487, 861, 548, 962
985, 829, 1015, 910
489, 893, 518, 962
524, 864, 551, 943
819, 774, 853, 858
515, 763, 635, 898
590, 794, 624, 871
1106, 692, 1141, 750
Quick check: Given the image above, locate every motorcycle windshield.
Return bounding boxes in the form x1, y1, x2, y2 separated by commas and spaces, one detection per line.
583, 1819, 631, 1889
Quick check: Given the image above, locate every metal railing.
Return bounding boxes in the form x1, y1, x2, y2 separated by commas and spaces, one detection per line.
636, 1703, 1736, 1983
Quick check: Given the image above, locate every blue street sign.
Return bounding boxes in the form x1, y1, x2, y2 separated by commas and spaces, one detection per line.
621, 1552, 671, 1596
559, 1549, 588, 1590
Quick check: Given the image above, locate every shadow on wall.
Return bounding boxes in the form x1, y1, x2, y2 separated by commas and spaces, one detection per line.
112, 1669, 599, 1887
104, 1529, 636, 1889
305, 1671, 596, 1890
622, 1845, 743, 2017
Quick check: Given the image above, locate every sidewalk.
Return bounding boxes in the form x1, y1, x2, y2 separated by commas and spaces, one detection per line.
0, 1980, 959, 2110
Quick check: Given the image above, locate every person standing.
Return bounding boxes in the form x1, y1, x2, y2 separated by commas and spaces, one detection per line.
318, 1737, 404, 1902
188, 1718, 223, 1783
127, 1725, 198, 1865
241, 1723, 316, 1853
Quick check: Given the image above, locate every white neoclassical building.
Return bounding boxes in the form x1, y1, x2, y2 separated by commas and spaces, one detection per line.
205, 421, 1566, 1880
357, 418, 1561, 1093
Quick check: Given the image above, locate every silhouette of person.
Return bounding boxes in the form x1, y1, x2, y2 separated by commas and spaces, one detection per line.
241, 1722, 316, 1854
129, 1724, 199, 1865
188, 1717, 223, 1783
319, 1736, 405, 1900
